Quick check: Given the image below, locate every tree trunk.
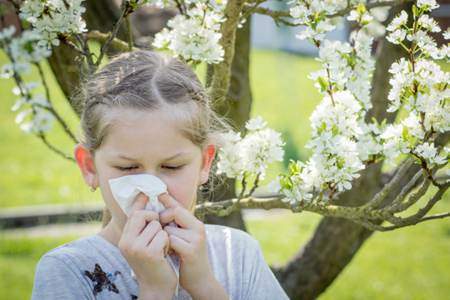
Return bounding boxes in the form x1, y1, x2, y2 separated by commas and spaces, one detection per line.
203, 16, 253, 230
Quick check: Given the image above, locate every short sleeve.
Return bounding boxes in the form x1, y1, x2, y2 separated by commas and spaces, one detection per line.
31, 254, 92, 300
242, 238, 290, 300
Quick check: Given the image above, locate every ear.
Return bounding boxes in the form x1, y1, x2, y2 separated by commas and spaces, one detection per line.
199, 144, 216, 185
74, 143, 99, 188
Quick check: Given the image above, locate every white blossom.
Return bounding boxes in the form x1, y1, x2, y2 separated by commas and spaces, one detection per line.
386, 11, 408, 32
153, 2, 225, 63
0, 26, 16, 42
19, 0, 87, 49
347, 7, 373, 25
216, 131, 244, 181
15, 107, 55, 134
418, 15, 441, 33
9, 30, 52, 64
414, 142, 447, 165
216, 116, 284, 181
289, 0, 346, 42
245, 115, 268, 131
386, 28, 407, 44
380, 124, 411, 166
444, 28, 450, 40
416, 0, 439, 11
401, 113, 425, 139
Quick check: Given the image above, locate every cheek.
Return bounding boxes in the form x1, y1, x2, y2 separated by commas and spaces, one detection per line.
160, 170, 198, 209
96, 168, 127, 219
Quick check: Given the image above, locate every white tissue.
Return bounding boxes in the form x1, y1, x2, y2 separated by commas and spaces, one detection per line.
108, 173, 180, 297
108, 173, 168, 216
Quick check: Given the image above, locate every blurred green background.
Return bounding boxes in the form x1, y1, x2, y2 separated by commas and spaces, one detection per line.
0, 46, 449, 299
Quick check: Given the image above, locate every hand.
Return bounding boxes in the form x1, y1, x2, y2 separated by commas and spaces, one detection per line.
158, 192, 218, 298
118, 193, 177, 299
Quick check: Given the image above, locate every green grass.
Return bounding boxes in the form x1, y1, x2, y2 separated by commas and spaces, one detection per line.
0, 234, 78, 299
250, 194, 450, 300
1, 47, 449, 299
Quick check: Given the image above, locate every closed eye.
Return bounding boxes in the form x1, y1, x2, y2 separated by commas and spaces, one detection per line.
115, 166, 138, 171
115, 165, 184, 171
163, 165, 184, 171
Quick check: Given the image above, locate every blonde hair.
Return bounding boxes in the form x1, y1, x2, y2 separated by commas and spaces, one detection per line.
74, 49, 235, 226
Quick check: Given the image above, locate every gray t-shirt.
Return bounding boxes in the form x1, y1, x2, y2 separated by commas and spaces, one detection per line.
31, 224, 289, 300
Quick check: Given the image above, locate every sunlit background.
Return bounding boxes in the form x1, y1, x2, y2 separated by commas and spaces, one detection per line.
1, 1, 449, 299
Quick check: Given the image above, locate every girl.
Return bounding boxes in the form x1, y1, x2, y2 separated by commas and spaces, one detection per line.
31, 50, 290, 300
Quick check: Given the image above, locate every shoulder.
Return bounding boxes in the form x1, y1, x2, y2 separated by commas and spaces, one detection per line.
37, 235, 96, 266
33, 235, 99, 283
32, 236, 97, 299
204, 223, 259, 248
204, 223, 261, 265
202, 225, 289, 300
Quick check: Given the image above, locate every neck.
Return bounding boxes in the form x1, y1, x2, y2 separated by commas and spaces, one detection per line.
98, 218, 123, 247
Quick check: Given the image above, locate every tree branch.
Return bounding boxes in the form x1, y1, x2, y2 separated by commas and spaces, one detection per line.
195, 156, 450, 233
87, 30, 137, 52
34, 62, 78, 143
95, 0, 135, 67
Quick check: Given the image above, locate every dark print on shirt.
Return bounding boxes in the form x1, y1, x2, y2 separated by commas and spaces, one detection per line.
84, 263, 122, 296
130, 294, 138, 300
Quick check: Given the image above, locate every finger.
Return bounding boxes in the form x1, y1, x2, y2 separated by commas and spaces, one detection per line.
147, 229, 170, 257
168, 234, 192, 257
158, 192, 180, 209
122, 193, 148, 233
160, 206, 203, 231
163, 226, 192, 243
124, 210, 160, 239
134, 220, 162, 249
129, 192, 149, 215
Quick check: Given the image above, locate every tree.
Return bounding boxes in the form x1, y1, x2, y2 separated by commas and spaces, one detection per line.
0, 0, 448, 298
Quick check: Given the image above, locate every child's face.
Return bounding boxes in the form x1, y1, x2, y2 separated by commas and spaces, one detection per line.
74, 107, 216, 223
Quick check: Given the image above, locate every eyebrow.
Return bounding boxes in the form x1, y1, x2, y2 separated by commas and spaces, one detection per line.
118, 152, 188, 161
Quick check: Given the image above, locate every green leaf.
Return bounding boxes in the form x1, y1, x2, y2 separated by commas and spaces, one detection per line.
332, 124, 339, 136
412, 5, 418, 18
318, 121, 327, 134
356, 3, 367, 14
402, 126, 409, 140
318, 76, 328, 92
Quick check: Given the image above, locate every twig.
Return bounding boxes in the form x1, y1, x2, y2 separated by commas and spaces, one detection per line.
59, 35, 89, 57
87, 30, 136, 52
74, 33, 96, 72
34, 62, 78, 143
361, 157, 415, 209
36, 131, 76, 162
238, 173, 247, 200
125, 15, 133, 51
390, 182, 450, 224
244, 172, 261, 198
2, 42, 75, 162
96, 0, 134, 67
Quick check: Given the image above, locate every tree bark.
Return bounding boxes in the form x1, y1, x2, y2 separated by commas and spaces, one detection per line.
203, 16, 253, 230
272, 3, 415, 299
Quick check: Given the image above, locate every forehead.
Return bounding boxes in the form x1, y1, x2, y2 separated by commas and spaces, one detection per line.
100, 107, 198, 158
